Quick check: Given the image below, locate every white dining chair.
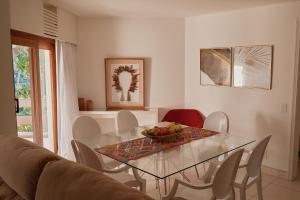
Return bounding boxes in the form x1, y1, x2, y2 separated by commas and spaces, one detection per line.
72, 116, 102, 143
163, 149, 244, 200
234, 135, 272, 200
203, 111, 229, 133
116, 110, 138, 132
73, 139, 146, 193
72, 115, 120, 168
199, 111, 229, 180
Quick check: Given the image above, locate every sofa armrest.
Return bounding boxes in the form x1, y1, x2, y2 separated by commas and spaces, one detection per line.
35, 160, 153, 200
0, 134, 60, 200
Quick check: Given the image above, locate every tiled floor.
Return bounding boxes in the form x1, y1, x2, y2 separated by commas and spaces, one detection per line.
145, 162, 300, 200
235, 173, 300, 200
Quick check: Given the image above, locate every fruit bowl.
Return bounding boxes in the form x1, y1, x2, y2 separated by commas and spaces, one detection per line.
141, 123, 183, 142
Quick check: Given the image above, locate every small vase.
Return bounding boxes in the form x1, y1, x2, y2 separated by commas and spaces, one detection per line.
127, 91, 131, 101
120, 91, 125, 101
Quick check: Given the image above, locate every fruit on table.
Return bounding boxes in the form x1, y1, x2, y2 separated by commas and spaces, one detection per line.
142, 123, 182, 137
167, 122, 182, 133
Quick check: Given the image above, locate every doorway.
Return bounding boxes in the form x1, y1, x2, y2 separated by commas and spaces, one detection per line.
290, 20, 300, 181
11, 30, 58, 153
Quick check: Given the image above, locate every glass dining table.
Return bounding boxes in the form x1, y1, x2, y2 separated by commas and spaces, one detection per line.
85, 123, 255, 194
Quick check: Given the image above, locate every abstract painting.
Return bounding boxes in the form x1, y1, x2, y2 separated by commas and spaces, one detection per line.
105, 58, 144, 110
233, 45, 273, 89
200, 48, 232, 86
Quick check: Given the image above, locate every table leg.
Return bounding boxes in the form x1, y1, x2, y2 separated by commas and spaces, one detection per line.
156, 178, 159, 189
180, 171, 191, 182
194, 165, 200, 178
156, 178, 162, 199
164, 178, 167, 195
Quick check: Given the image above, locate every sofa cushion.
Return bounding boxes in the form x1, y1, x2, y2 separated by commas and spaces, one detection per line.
35, 160, 153, 200
0, 177, 24, 200
0, 134, 60, 200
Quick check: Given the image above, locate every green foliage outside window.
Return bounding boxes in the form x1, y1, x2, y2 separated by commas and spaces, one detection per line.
17, 107, 32, 116
17, 124, 32, 132
13, 46, 31, 100
13, 46, 33, 134
18, 85, 31, 99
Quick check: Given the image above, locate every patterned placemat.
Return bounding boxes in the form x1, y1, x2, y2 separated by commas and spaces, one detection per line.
95, 127, 219, 162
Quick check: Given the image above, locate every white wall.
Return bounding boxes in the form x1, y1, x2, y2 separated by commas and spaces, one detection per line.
58, 8, 77, 44
10, 0, 77, 44
0, 0, 17, 135
77, 18, 185, 109
185, 2, 300, 172
10, 0, 42, 36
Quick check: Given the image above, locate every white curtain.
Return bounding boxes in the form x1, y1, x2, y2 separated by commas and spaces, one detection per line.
56, 40, 78, 160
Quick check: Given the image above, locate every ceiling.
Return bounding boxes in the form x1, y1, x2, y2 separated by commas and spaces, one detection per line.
46, 0, 299, 18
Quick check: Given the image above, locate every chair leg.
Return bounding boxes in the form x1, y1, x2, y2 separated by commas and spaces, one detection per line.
257, 176, 263, 200
157, 179, 162, 200
239, 187, 246, 200
231, 188, 236, 200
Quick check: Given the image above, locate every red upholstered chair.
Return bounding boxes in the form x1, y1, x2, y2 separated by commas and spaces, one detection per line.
162, 109, 205, 128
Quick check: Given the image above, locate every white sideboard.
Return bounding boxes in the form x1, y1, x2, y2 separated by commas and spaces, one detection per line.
79, 109, 159, 133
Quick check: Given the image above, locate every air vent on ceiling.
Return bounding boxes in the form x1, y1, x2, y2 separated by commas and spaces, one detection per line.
43, 4, 59, 38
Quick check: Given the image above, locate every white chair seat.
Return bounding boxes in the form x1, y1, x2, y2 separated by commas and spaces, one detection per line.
234, 167, 255, 186
209, 151, 249, 169
170, 179, 235, 200
171, 180, 213, 200
105, 171, 136, 184
101, 155, 121, 168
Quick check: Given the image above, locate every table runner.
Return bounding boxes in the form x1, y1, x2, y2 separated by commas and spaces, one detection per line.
95, 127, 219, 162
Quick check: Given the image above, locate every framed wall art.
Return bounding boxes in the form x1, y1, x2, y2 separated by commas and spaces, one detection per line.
233, 45, 273, 89
105, 58, 144, 110
200, 48, 232, 86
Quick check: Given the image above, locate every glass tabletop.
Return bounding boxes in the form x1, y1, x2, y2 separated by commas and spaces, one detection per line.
87, 124, 255, 179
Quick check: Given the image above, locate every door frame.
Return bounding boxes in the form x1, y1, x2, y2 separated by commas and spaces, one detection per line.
289, 19, 300, 181
11, 30, 58, 153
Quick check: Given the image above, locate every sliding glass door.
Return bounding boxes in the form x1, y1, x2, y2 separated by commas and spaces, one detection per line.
11, 30, 58, 153
39, 43, 57, 152
13, 44, 35, 142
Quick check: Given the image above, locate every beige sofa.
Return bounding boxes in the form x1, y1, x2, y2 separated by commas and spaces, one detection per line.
0, 134, 153, 200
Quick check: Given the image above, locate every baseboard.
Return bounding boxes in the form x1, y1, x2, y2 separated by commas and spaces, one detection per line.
261, 165, 288, 179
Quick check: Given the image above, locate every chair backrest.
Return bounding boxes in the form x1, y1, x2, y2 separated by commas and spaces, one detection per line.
117, 110, 138, 132
203, 111, 229, 133
72, 116, 102, 143
73, 140, 104, 171
161, 109, 204, 128
212, 149, 243, 199
246, 135, 272, 177
71, 140, 81, 163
